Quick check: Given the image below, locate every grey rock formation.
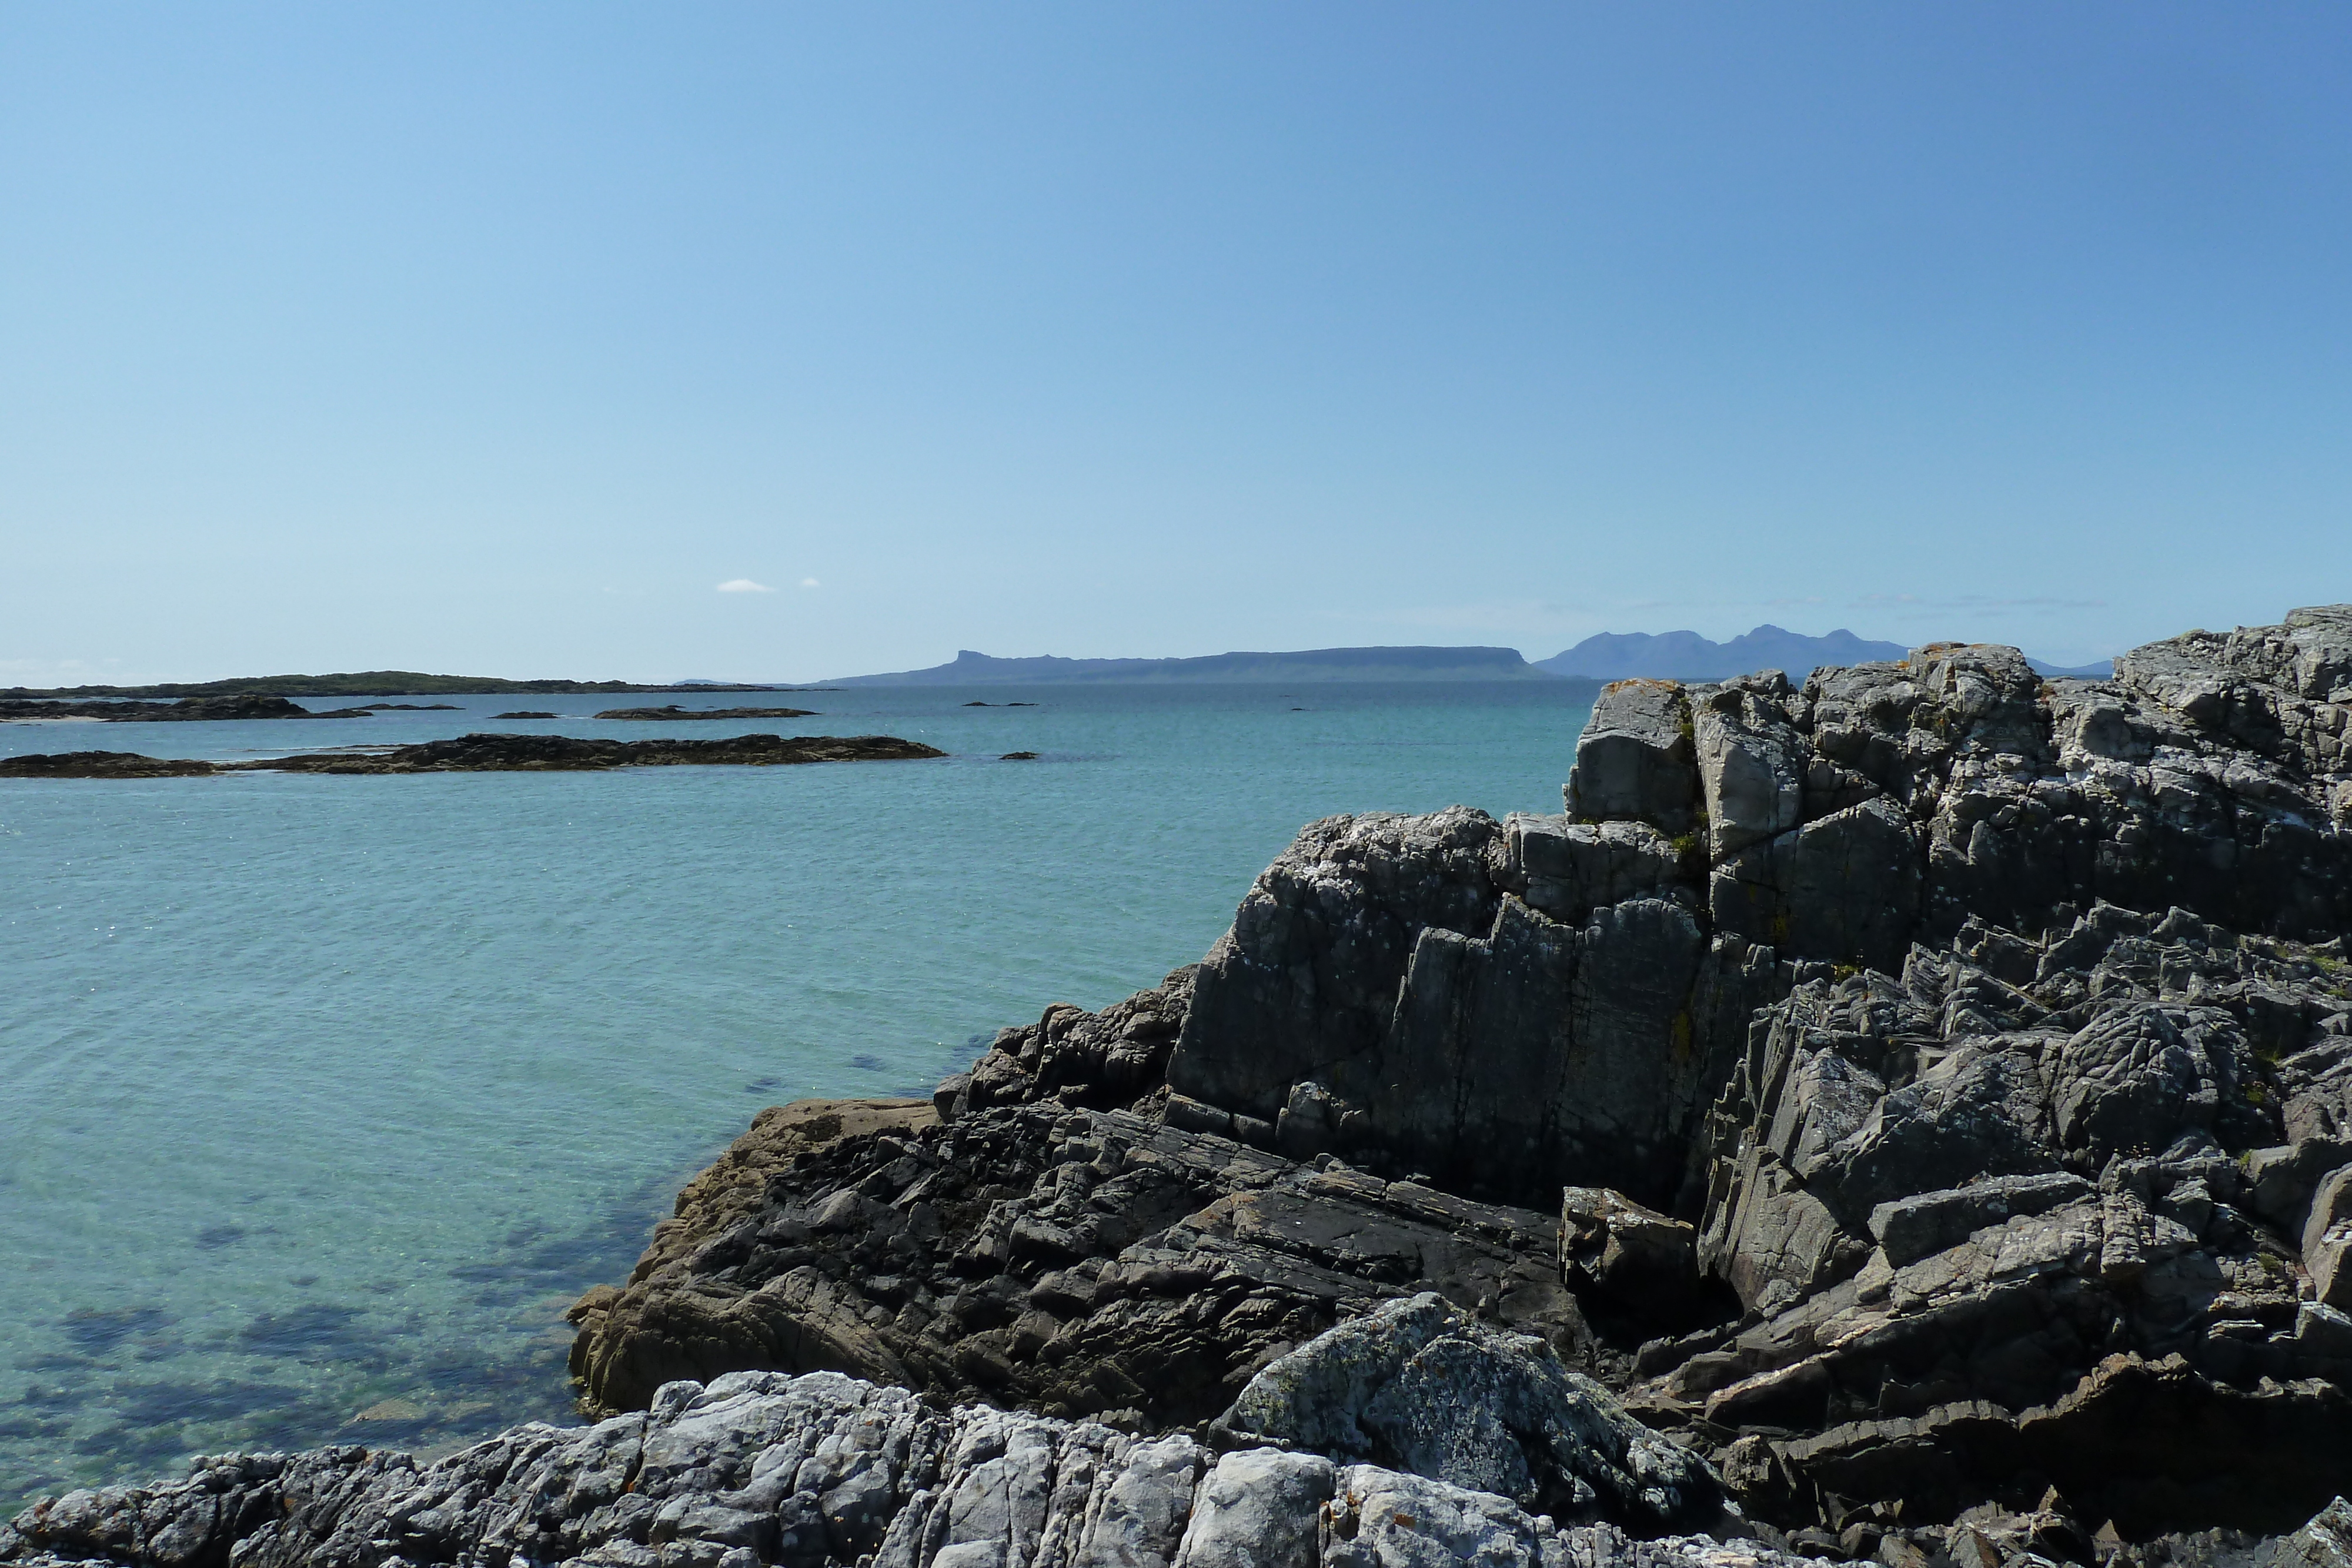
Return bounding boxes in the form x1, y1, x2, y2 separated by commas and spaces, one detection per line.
1866, 1173, 2094, 1268
1165, 808, 1508, 1123
0, 1366, 1810, 1568
1213, 1293, 1719, 1532
2277, 1497, 2352, 1568
1561, 1189, 1702, 1317
567, 1098, 1588, 1444
1508, 815, 1691, 928
1148, 605, 2352, 1543
1693, 678, 1808, 861
2304, 1166, 2352, 1310
948, 971, 1198, 1117
1566, 681, 1700, 835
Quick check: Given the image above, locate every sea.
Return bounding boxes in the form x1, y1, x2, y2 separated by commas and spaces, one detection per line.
0, 681, 1592, 1510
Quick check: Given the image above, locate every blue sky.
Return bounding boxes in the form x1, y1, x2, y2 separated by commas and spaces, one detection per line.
4, 4, 2347, 683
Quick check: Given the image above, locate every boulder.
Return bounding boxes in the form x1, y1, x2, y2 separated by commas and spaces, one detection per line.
2305, 1166, 2352, 1311
1866, 1173, 2095, 1268
1692, 680, 1808, 860
1561, 1187, 1702, 1317
1166, 809, 1506, 1122
1710, 796, 1923, 974
1212, 1293, 1720, 1532
2049, 1004, 2244, 1168
1505, 813, 1690, 924
1565, 680, 1700, 834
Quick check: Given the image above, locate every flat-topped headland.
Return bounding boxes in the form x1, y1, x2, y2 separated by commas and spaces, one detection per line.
9, 605, 2352, 1568
0, 733, 944, 778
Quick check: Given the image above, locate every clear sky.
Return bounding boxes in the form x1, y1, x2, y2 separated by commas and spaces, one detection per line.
4, 5, 2347, 684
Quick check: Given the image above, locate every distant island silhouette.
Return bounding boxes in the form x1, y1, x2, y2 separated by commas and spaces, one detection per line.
5, 632, 2112, 700
826, 631, 2110, 686
823, 646, 1559, 685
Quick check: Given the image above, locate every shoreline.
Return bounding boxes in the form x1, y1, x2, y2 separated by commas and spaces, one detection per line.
7, 603, 2351, 1567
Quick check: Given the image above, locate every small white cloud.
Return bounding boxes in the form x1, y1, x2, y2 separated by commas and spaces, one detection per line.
717, 579, 776, 594
800, 577, 820, 588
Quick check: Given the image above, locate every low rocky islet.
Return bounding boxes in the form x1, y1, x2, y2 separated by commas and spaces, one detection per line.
0, 733, 947, 777
0, 694, 376, 723
11, 604, 2352, 1568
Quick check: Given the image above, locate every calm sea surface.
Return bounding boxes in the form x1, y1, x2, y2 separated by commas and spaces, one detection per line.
0, 682, 1592, 1508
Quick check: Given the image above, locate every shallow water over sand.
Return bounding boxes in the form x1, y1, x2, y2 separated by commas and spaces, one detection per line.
0, 681, 1589, 1507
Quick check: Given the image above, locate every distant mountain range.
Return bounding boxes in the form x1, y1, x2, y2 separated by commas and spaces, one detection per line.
1535, 624, 2112, 681
824, 647, 1556, 685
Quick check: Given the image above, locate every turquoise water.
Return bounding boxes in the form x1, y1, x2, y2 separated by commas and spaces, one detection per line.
0, 684, 1591, 1509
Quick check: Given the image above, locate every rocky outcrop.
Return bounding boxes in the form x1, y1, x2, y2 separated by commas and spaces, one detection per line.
566, 1092, 1586, 1439
1161, 808, 1787, 1210
0, 695, 373, 721
0, 750, 222, 778
1160, 610, 2350, 1211
940, 971, 1198, 1120
257, 733, 946, 771
18, 1365, 2352, 1568
0, 1363, 1810, 1568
